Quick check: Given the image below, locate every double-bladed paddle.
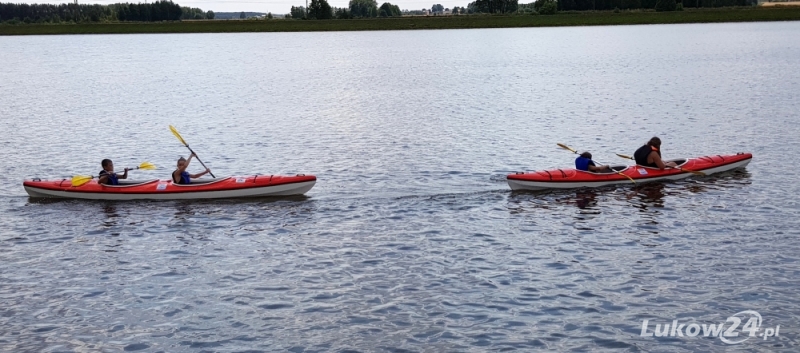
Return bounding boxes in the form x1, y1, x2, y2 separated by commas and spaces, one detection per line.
169, 125, 215, 178
72, 162, 156, 187
557, 143, 636, 184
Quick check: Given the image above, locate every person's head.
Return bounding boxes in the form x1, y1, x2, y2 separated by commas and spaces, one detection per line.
580, 152, 592, 159
101, 159, 113, 171
177, 156, 187, 168
647, 137, 662, 149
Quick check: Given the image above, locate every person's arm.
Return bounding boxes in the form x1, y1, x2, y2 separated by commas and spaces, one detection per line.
172, 155, 192, 183
98, 172, 109, 184
120, 168, 129, 180
587, 164, 608, 172
649, 151, 677, 170
190, 168, 211, 179
174, 155, 193, 175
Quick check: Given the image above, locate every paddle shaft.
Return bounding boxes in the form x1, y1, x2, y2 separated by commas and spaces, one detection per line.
585, 159, 636, 183
567, 151, 612, 170
101, 166, 141, 178
557, 143, 636, 184
185, 146, 215, 178
617, 154, 704, 175
557, 144, 609, 165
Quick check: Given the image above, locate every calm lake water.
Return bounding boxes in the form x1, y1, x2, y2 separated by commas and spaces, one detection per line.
1, 21, 800, 352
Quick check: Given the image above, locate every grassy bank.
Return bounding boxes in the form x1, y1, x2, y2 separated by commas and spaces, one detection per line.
2, 7, 800, 35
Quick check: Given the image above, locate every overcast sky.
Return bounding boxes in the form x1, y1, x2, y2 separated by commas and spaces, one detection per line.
25, 0, 471, 14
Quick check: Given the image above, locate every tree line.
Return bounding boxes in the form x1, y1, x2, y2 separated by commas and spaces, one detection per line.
286, 0, 404, 19
554, 0, 751, 11
0, 1, 217, 23
282, 0, 755, 19
0, 0, 759, 24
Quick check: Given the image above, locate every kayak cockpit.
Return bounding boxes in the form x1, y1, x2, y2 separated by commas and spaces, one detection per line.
670, 158, 688, 166
635, 159, 688, 170
579, 165, 630, 175
171, 177, 232, 187
101, 179, 159, 188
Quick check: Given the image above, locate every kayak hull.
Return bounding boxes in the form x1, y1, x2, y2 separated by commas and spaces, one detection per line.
23, 175, 316, 200
507, 153, 752, 191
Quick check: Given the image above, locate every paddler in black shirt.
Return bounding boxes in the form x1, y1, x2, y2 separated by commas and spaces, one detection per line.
633, 137, 677, 170
98, 159, 129, 185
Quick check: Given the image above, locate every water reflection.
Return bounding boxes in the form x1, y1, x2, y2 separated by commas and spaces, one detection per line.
631, 183, 667, 209
506, 169, 753, 218
574, 189, 599, 210
101, 203, 119, 228
507, 187, 613, 213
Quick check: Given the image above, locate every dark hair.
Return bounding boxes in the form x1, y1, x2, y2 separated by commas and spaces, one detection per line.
580, 152, 592, 159
647, 137, 661, 148
101, 159, 112, 168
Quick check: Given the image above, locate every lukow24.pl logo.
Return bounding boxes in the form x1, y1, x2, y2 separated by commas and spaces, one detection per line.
640, 310, 780, 344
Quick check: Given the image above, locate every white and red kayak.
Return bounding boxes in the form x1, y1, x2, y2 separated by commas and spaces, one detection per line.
507, 153, 752, 191
23, 174, 316, 200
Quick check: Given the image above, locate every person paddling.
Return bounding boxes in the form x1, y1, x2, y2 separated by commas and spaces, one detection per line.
633, 137, 677, 170
98, 159, 129, 185
575, 152, 612, 173
172, 153, 211, 184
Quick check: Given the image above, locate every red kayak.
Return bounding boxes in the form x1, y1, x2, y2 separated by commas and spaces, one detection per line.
507, 153, 752, 191
23, 174, 316, 200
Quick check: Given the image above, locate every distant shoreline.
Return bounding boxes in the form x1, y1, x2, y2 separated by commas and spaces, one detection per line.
2, 7, 800, 36
759, 0, 800, 6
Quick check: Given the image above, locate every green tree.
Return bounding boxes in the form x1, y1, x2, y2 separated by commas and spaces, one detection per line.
309, 0, 333, 19
431, 3, 444, 12
655, 0, 676, 10
533, 0, 557, 12
538, 0, 557, 13
335, 7, 352, 18
379, 2, 401, 16
468, 0, 518, 13
349, 0, 378, 17
1, 1, 183, 23
267, 12, 273, 18
290, 6, 306, 19
207, 10, 215, 19
239, 11, 245, 19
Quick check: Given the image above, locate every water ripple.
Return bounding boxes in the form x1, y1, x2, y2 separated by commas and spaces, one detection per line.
1, 23, 800, 352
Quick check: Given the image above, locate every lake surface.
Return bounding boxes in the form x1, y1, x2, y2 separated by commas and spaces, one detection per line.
1, 22, 799, 352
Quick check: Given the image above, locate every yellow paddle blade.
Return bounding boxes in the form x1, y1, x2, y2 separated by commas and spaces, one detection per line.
71, 175, 94, 187
557, 143, 578, 154
169, 125, 188, 146
138, 162, 156, 170
616, 153, 634, 160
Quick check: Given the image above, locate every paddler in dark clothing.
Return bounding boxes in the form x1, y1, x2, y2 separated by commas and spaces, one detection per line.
98, 159, 128, 185
575, 152, 612, 173
172, 153, 211, 184
633, 137, 677, 170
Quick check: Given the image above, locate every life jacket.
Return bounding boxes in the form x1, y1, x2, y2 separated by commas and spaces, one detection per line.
634, 145, 660, 168
99, 170, 118, 185
575, 156, 595, 171
173, 171, 191, 184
